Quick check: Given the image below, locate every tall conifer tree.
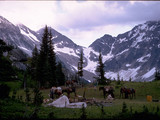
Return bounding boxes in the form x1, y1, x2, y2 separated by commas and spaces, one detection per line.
37, 26, 50, 88
95, 52, 107, 85
36, 26, 58, 88
56, 62, 65, 86
48, 29, 57, 87
77, 49, 84, 84
31, 45, 39, 83
0, 39, 16, 81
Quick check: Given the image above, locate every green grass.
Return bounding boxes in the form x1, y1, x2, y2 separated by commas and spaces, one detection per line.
1, 80, 160, 119
0, 80, 22, 91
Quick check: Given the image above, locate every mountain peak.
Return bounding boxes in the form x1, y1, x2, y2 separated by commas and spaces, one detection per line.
103, 34, 113, 38
0, 16, 13, 25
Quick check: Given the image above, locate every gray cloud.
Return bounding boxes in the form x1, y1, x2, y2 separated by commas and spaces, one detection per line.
0, 1, 160, 47
61, 1, 160, 30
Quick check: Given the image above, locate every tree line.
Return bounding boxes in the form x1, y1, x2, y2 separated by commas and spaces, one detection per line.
1, 25, 160, 88
0, 26, 65, 89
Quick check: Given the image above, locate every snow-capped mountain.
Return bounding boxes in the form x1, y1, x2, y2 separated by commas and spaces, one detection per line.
0, 15, 160, 82
88, 21, 160, 81
0, 16, 40, 69
0, 16, 95, 82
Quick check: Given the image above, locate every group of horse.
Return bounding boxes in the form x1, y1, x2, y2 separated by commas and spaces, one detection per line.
120, 87, 136, 99
49, 80, 136, 100
99, 86, 136, 99
50, 80, 77, 99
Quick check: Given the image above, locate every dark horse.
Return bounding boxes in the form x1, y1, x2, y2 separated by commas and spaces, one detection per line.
50, 87, 62, 99
120, 87, 136, 99
99, 86, 114, 99
62, 87, 77, 98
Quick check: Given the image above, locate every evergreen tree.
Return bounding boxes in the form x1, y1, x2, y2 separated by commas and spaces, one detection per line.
33, 86, 43, 106
0, 39, 13, 56
56, 62, 65, 86
116, 73, 121, 85
80, 104, 87, 119
25, 88, 31, 102
101, 105, 105, 118
36, 26, 57, 88
122, 102, 128, 113
129, 77, 132, 82
154, 69, 160, 81
36, 26, 49, 88
0, 39, 16, 81
31, 46, 39, 83
77, 49, 84, 85
0, 84, 10, 99
95, 52, 107, 85
48, 29, 57, 87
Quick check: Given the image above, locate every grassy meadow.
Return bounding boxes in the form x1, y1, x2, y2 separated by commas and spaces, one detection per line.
1, 80, 160, 119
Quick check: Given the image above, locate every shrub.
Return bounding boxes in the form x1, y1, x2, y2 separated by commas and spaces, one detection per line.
122, 102, 128, 113
33, 86, 43, 106
0, 84, 10, 99
80, 104, 87, 119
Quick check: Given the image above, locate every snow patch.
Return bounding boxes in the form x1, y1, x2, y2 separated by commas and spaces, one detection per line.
103, 53, 114, 62
18, 46, 32, 56
105, 66, 141, 81
119, 38, 127, 43
101, 42, 106, 45
20, 27, 39, 42
85, 79, 91, 83
55, 45, 79, 58
131, 32, 145, 47
140, 24, 147, 30
103, 41, 115, 61
149, 25, 156, 31
142, 67, 156, 79
116, 49, 129, 56
128, 31, 132, 37
137, 54, 151, 62
71, 64, 77, 71
126, 64, 131, 67
75, 49, 80, 54
83, 47, 99, 74
58, 41, 63, 45
130, 30, 139, 40
52, 35, 58, 39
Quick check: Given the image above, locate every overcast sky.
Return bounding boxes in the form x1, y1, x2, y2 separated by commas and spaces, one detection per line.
0, 1, 160, 47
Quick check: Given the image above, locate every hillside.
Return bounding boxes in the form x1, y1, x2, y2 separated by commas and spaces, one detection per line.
89, 21, 160, 81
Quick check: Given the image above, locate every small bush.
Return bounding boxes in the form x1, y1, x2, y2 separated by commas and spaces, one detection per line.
80, 104, 87, 119
33, 86, 43, 106
0, 84, 10, 99
122, 102, 128, 113
48, 112, 55, 119
12, 89, 17, 99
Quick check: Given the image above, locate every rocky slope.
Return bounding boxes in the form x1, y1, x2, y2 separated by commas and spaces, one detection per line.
89, 21, 160, 81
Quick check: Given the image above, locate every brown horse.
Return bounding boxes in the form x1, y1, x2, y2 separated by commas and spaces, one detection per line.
62, 87, 77, 98
99, 86, 114, 99
50, 87, 62, 99
120, 87, 136, 99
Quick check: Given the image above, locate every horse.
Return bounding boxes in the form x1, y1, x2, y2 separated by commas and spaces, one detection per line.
120, 87, 135, 99
62, 87, 77, 98
50, 87, 62, 99
99, 86, 115, 99
65, 80, 77, 87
